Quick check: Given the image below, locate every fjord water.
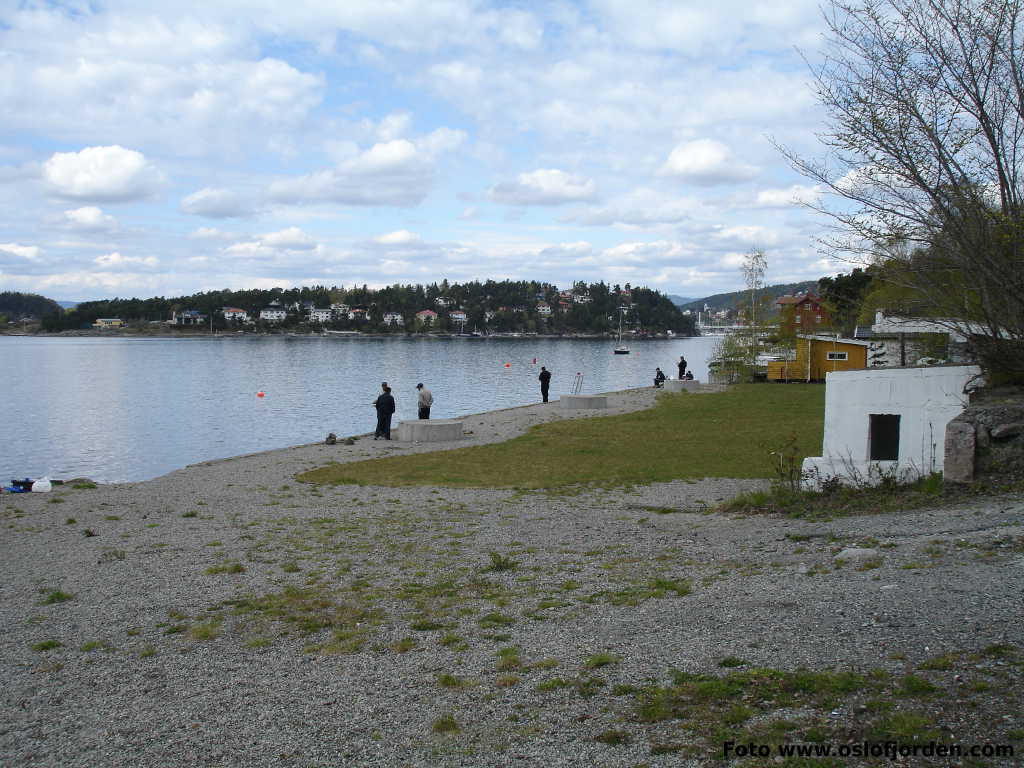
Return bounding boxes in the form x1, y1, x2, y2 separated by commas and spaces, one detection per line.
1, 335, 719, 483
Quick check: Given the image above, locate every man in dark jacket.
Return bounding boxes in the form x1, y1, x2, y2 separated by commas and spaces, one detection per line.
538, 366, 552, 403
373, 383, 396, 440
678, 355, 687, 380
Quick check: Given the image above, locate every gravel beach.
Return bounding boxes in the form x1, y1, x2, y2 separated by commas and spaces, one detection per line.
2, 388, 1022, 767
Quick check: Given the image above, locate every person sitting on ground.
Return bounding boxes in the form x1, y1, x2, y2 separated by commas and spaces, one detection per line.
684, 370, 694, 381
654, 368, 666, 388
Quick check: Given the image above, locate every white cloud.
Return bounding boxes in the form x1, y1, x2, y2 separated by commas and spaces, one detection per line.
375, 230, 421, 245
94, 251, 159, 268
0, 242, 41, 261
43, 146, 163, 202
659, 139, 758, 186
754, 184, 822, 208
61, 206, 118, 231
268, 134, 464, 207
188, 227, 235, 240
180, 187, 255, 218
489, 169, 597, 206
260, 227, 316, 250
713, 225, 778, 247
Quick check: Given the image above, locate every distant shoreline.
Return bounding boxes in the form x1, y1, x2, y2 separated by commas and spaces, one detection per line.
2, 329, 698, 340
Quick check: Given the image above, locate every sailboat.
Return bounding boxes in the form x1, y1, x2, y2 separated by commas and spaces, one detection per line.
614, 306, 630, 354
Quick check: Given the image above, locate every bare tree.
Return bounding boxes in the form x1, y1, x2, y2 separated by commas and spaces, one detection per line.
781, 0, 1024, 381
740, 248, 768, 356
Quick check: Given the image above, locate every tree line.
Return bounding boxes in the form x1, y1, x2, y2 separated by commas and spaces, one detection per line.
28, 280, 695, 335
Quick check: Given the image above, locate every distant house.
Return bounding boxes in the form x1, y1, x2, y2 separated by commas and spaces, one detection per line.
330, 303, 350, 318
92, 318, 123, 329
484, 310, 496, 322
767, 335, 868, 382
435, 297, 453, 308
536, 302, 552, 316
307, 308, 332, 324
802, 365, 981, 488
222, 307, 249, 323
776, 292, 830, 335
259, 306, 287, 323
859, 311, 975, 368
449, 310, 468, 324
573, 292, 591, 304
348, 308, 370, 322
382, 311, 404, 326
558, 300, 571, 312
172, 309, 207, 326
416, 309, 438, 325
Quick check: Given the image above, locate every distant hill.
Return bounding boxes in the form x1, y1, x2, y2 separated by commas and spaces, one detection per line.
667, 294, 695, 306
678, 281, 820, 313
0, 291, 63, 319
57, 301, 80, 309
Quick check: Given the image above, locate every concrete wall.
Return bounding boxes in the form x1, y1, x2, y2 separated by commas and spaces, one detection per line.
802, 365, 981, 488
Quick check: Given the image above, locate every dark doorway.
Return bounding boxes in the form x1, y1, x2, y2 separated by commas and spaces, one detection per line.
869, 414, 901, 461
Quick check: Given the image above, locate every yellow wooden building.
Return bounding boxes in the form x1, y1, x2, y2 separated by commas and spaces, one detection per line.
767, 335, 868, 382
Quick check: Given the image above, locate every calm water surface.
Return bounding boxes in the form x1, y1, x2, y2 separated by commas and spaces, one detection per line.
1, 335, 719, 483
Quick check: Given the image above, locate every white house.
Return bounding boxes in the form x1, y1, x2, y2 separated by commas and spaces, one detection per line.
308, 308, 332, 323
222, 307, 249, 323
348, 308, 370, 321
802, 365, 982, 488
331, 303, 350, 318
449, 310, 468, 323
435, 297, 453, 307
172, 309, 207, 326
536, 302, 552, 316
573, 292, 591, 304
260, 307, 287, 322
416, 309, 438, 325
382, 311, 404, 326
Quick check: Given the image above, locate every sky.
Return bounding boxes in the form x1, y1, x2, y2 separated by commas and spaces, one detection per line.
0, 0, 847, 302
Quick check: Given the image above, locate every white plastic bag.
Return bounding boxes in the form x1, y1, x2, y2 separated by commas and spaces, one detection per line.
31, 477, 52, 493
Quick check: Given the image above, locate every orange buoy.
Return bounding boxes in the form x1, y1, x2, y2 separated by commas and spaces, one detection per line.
504, 362, 511, 368
256, 391, 265, 398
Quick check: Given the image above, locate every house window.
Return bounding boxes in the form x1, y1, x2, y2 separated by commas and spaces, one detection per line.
804, 302, 811, 309
827, 351, 848, 361
794, 315, 801, 323
868, 414, 901, 461
815, 314, 822, 323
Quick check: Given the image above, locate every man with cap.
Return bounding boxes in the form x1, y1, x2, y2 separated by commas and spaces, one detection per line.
416, 382, 433, 420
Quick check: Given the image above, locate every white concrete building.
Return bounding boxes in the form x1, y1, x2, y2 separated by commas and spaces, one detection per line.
802, 365, 982, 488
308, 308, 332, 323
536, 302, 552, 316
222, 307, 249, 323
382, 312, 404, 326
259, 307, 287, 322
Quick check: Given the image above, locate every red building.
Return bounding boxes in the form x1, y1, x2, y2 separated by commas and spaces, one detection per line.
776, 292, 830, 335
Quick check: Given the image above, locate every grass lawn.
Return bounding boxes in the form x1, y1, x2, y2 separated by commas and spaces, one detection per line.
298, 383, 826, 490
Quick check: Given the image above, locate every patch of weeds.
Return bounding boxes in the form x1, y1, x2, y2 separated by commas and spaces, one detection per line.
437, 673, 474, 689
164, 624, 188, 635
918, 653, 958, 671
649, 743, 685, 755
643, 506, 680, 515
32, 639, 63, 652
139, 645, 157, 658
595, 729, 631, 745
560, 580, 580, 591
439, 632, 468, 651
181, 511, 198, 518
869, 710, 940, 742
280, 561, 301, 573
126, 627, 142, 636
497, 647, 521, 671
205, 562, 246, 575
305, 628, 370, 655
82, 529, 97, 537
496, 674, 520, 687
718, 656, 747, 668
98, 549, 126, 563
432, 714, 460, 734
80, 640, 105, 652
895, 674, 940, 697
246, 636, 272, 649
584, 652, 621, 669
478, 612, 515, 629
532, 658, 559, 670
64, 518, 76, 525
391, 637, 417, 653
483, 551, 518, 572
536, 677, 573, 692
48, 497, 65, 504
103, 515, 120, 520
855, 557, 883, 571
40, 589, 73, 605
188, 619, 222, 641
410, 618, 449, 632
72, 482, 97, 490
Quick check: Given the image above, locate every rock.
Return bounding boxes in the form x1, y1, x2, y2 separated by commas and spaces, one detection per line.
944, 420, 975, 483
324, 432, 337, 445
991, 422, 1024, 440
834, 547, 879, 563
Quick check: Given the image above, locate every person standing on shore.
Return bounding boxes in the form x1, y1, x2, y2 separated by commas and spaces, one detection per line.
373, 383, 396, 440
538, 366, 552, 403
678, 355, 687, 380
416, 382, 433, 419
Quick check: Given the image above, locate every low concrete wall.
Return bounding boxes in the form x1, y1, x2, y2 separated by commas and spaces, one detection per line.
664, 379, 701, 393
396, 419, 464, 442
560, 394, 609, 410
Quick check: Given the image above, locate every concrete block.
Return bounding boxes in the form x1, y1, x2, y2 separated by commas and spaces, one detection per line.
664, 379, 701, 393
396, 419, 464, 442
943, 420, 975, 483
560, 394, 609, 410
